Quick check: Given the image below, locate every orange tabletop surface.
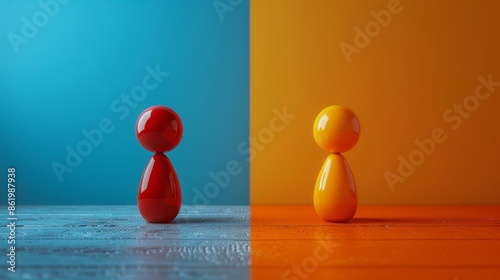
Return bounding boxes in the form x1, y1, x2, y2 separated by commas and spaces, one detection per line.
251, 205, 500, 280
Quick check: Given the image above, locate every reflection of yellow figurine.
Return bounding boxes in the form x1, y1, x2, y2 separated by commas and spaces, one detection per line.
313, 105, 360, 222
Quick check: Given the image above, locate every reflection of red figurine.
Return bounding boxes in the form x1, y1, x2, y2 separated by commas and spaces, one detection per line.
136, 105, 183, 223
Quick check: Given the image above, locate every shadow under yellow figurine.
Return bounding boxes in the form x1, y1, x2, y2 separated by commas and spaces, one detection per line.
313, 105, 360, 222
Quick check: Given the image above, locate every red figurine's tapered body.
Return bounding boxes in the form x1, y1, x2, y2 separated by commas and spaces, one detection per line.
136, 106, 183, 223
138, 153, 181, 223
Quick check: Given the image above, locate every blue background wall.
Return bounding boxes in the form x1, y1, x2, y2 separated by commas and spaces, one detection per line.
0, 0, 249, 205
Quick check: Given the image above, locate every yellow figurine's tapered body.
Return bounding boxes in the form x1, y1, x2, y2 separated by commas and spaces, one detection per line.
313, 105, 360, 223
314, 154, 357, 222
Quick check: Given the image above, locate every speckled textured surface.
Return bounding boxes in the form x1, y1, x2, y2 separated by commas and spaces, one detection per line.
1, 205, 249, 280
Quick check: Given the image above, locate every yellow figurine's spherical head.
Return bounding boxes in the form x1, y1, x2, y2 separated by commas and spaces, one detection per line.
313, 105, 360, 153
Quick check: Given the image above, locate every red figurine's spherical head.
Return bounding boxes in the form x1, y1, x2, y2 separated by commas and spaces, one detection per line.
136, 106, 183, 153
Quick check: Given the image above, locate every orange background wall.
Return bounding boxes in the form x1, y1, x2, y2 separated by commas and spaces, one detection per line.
250, 0, 500, 204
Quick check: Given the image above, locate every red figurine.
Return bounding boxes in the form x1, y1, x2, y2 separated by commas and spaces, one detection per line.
136, 105, 183, 223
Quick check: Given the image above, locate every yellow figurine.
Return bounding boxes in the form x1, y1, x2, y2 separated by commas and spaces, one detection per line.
313, 105, 360, 222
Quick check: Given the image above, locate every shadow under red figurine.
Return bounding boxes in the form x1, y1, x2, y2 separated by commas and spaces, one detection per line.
136, 105, 183, 223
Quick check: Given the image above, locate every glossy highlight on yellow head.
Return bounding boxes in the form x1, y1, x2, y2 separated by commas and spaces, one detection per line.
313, 105, 360, 153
